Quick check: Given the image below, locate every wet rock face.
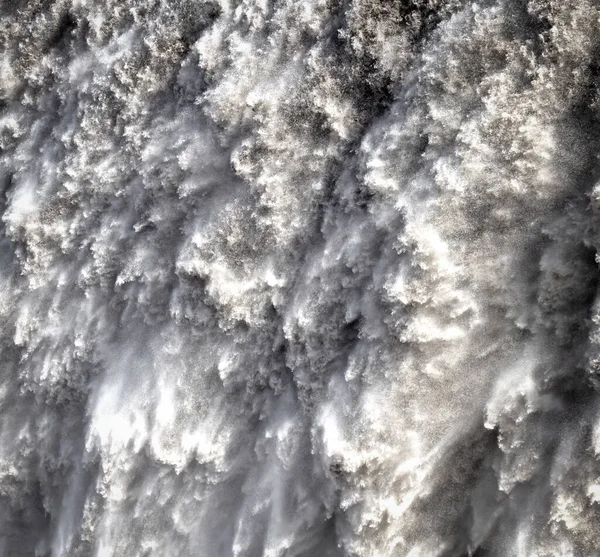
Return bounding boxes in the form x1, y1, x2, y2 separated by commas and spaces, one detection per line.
3, 0, 600, 555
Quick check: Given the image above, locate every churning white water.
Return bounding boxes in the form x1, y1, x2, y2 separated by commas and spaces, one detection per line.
2, 0, 600, 555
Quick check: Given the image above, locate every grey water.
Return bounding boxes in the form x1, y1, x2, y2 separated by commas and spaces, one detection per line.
1, 0, 600, 555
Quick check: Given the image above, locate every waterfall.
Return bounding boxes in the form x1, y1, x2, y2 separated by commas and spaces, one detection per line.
2, 1, 600, 555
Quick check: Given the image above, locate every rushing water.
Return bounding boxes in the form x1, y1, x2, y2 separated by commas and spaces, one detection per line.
2, 0, 600, 555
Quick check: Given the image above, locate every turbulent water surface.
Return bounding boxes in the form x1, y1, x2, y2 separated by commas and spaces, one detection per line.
3, 0, 600, 555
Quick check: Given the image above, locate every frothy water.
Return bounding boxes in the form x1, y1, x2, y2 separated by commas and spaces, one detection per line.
2, 1, 600, 555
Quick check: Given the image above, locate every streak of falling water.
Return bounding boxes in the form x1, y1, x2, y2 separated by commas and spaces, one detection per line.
2, 0, 600, 555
